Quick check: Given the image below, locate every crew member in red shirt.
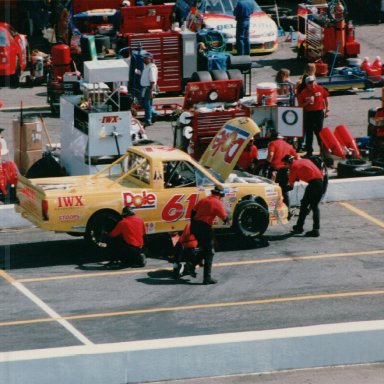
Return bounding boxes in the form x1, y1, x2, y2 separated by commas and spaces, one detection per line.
282, 155, 324, 237
172, 221, 199, 279
297, 75, 329, 157
266, 131, 298, 208
186, 186, 229, 285
107, 207, 147, 268
236, 137, 259, 173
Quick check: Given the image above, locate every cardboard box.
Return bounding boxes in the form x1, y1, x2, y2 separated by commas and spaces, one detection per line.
14, 149, 42, 175
12, 118, 43, 151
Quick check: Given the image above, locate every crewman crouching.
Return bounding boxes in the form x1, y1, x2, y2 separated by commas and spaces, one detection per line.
106, 207, 147, 269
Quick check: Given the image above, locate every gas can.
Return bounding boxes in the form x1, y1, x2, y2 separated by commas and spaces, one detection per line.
51, 44, 71, 78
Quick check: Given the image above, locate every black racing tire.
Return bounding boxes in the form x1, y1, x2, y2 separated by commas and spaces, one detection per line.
353, 166, 384, 177
226, 68, 242, 80
337, 159, 370, 178
232, 200, 269, 238
372, 158, 384, 168
227, 69, 245, 97
190, 71, 212, 82
85, 210, 121, 250
210, 70, 229, 81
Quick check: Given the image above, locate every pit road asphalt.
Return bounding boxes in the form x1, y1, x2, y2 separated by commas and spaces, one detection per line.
1, 23, 384, 384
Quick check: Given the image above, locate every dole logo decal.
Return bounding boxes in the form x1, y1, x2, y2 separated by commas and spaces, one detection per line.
123, 191, 157, 210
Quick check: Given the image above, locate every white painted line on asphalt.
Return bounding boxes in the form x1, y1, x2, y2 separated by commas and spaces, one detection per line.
0, 204, 14, 210
1, 319, 384, 362
2, 270, 93, 346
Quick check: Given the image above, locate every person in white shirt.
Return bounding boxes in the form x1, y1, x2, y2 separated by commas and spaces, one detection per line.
139, 52, 159, 127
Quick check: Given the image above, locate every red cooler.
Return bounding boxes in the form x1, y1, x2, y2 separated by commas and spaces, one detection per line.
256, 83, 278, 106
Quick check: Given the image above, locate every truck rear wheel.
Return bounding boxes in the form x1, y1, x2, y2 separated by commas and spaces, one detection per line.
85, 210, 121, 250
232, 200, 269, 238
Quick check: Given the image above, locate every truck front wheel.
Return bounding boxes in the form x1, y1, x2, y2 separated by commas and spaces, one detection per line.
85, 210, 121, 250
232, 200, 269, 238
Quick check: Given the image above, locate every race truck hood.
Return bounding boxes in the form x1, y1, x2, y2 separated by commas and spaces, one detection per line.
183, 79, 243, 109
200, 116, 260, 180
203, 13, 277, 41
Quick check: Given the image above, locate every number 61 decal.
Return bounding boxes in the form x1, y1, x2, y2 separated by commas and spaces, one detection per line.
162, 193, 199, 222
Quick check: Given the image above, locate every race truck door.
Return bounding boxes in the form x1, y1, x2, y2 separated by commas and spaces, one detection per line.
199, 116, 260, 180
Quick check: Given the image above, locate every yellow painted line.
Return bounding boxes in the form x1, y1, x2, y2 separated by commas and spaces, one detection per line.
340, 202, 384, 229
0, 269, 16, 284
1, 289, 384, 328
15, 249, 384, 284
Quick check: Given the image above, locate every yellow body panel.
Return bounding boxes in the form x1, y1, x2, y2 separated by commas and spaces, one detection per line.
15, 119, 288, 237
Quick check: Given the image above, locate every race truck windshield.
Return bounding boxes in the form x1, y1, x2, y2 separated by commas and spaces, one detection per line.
205, 0, 262, 15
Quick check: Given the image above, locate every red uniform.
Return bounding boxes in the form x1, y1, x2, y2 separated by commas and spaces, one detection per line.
288, 158, 323, 186
297, 82, 329, 156
193, 194, 227, 225
288, 158, 324, 236
297, 84, 329, 112
267, 139, 297, 169
179, 222, 198, 249
237, 144, 258, 170
189, 192, 227, 284
110, 215, 146, 247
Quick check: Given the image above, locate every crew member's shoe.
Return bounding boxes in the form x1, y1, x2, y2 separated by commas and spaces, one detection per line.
305, 229, 320, 237
172, 264, 183, 279
132, 253, 147, 268
291, 225, 304, 234
182, 262, 197, 278
203, 278, 217, 285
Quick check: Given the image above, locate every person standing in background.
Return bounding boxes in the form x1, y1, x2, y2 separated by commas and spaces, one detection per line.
233, 0, 256, 55
297, 75, 329, 157
140, 52, 159, 127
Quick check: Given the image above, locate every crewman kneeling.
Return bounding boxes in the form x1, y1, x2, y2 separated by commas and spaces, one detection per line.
106, 207, 147, 269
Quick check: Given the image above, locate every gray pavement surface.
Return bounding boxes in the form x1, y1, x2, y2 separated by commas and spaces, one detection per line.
150, 363, 384, 384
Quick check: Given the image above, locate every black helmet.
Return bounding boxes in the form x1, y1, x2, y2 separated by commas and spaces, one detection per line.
282, 154, 295, 164
270, 130, 283, 140
122, 206, 135, 217
211, 186, 225, 197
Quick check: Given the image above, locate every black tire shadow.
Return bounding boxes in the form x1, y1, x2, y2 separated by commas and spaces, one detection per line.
214, 233, 270, 252
264, 232, 296, 241
136, 269, 201, 285
0, 239, 106, 270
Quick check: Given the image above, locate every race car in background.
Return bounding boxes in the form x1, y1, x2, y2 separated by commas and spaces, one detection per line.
0, 22, 29, 86
175, 0, 278, 54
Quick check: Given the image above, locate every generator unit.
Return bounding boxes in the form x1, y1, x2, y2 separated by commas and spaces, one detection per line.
173, 79, 249, 160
